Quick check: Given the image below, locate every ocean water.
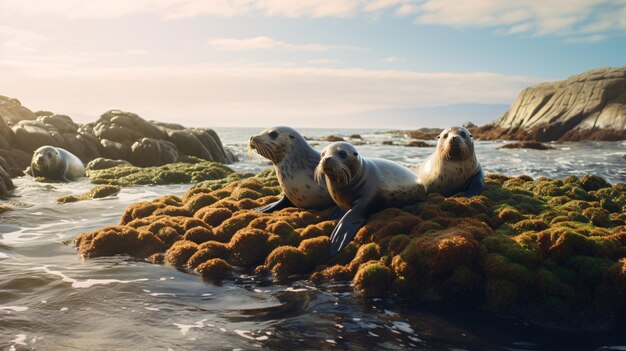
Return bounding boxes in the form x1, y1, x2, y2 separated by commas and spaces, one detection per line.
1, 128, 625, 350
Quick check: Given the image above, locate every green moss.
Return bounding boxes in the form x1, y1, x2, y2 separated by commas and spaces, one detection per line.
73, 172, 626, 330
57, 185, 121, 203
353, 260, 394, 297
88, 162, 234, 186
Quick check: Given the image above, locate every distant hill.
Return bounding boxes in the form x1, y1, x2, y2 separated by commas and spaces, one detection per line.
352, 103, 509, 129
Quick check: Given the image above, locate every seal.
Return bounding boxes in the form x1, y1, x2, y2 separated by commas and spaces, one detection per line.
248, 126, 336, 213
315, 142, 425, 254
416, 126, 484, 197
28, 145, 85, 181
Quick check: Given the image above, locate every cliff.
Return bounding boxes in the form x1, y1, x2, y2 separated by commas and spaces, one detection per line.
472, 67, 626, 141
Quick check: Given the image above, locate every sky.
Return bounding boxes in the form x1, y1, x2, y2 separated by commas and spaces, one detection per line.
1, 0, 625, 129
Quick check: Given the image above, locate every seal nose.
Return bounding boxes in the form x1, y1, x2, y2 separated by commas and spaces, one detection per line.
249, 136, 256, 148
321, 156, 332, 169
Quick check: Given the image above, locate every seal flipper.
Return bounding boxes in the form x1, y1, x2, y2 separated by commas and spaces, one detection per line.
327, 205, 345, 220
329, 208, 368, 255
254, 195, 294, 213
454, 168, 484, 197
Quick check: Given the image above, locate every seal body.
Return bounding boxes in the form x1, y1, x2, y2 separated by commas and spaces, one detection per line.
29, 146, 85, 181
316, 142, 425, 254
417, 126, 484, 197
248, 126, 335, 212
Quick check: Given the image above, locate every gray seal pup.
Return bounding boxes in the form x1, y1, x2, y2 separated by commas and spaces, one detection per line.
28, 145, 85, 181
315, 142, 425, 254
248, 126, 336, 213
416, 126, 484, 197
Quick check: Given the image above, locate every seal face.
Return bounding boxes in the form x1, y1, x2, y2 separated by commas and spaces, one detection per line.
417, 126, 484, 197
29, 145, 85, 181
317, 142, 425, 254
248, 126, 334, 212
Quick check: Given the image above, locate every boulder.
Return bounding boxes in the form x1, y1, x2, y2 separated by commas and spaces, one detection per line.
475, 67, 626, 141
129, 138, 179, 167
86, 157, 132, 170
0, 156, 15, 198
0, 95, 37, 124
11, 120, 66, 152
99, 139, 130, 160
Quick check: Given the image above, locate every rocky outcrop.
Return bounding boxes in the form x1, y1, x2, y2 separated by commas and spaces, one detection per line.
0, 96, 237, 174
73, 171, 626, 331
0, 156, 15, 198
472, 67, 626, 141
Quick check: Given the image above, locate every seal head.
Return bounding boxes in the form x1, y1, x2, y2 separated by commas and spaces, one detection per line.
417, 126, 484, 197
318, 142, 425, 254
248, 126, 335, 212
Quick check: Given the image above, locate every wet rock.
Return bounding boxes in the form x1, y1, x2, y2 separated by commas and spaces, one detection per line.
73, 171, 626, 330
472, 67, 626, 141
87, 161, 234, 187
499, 141, 555, 150
405, 140, 434, 147
130, 138, 179, 167
0, 155, 15, 198
0, 95, 37, 124
323, 135, 344, 142
86, 157, 132, 170
57, 185, 121, 203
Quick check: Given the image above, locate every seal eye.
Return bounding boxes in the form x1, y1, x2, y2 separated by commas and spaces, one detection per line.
338, 150, 347, 159
443, 133, 449, 139
289, 135, 295, 139
269, 131, 278, 139
460, 131, 467, 138
353, 152, 358, 156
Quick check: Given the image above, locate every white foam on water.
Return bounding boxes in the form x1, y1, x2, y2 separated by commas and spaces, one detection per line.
392, 321, 414, 334
174, 319, 208, 336
234, 329, 269, 341
0, 306, 28, 312
12, 334, 27, 346
34, 265, 148, 288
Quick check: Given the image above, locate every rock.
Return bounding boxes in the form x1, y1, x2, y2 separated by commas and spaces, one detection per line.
463, 122, 477, 128
130, 138, 179, 167
37, 114, 78, 133
499, 141, 555, 150
11, 120, 65, 152
57, 185, 121, 203
86, 158, 131, 170
0, 95, 37, 124
475, 67, 626, 141
0, 95, 236, 173
73, 171, 626, 330
405, 140, 433, 147
0, 156, 15, 198
87, 161, 234, 186
99, 139, 130, 160
323, 135, 344, 142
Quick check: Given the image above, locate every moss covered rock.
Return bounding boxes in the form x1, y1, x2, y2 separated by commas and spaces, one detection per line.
73, 172, 626, 330
87, 161, 234, 186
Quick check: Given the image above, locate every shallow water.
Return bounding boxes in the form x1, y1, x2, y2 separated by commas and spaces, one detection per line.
1, 128, 625, 350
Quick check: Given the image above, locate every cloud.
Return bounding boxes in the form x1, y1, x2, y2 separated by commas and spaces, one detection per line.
1, 1, 623, 41
1, 61, 539, 128
414, 0, 626, 39
206, 36, 361, 52
382, 56, 405, 63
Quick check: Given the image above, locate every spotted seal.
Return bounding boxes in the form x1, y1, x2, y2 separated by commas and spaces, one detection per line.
416, 126, 484, 197
248, 126, 335, 213
315, 142, 426, 254
28, 145, 85, 181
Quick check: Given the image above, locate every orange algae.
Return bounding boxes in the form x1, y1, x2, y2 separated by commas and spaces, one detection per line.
73, 172, 626, 330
